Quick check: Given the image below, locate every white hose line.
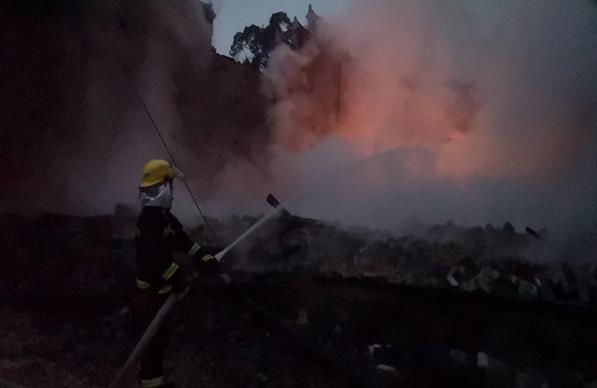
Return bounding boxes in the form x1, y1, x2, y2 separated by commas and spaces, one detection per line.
107, 294, 178, 388
215, 205, 283, 262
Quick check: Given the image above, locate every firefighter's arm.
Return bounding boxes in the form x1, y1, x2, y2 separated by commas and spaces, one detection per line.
169, 214, 219, 274
137, 223, 188, 297
157, 250, 189, 295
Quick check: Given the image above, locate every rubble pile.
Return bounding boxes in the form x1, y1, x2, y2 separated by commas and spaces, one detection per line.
243, 272, 597, 388
209, 213, 597, 307
1, 212, 596, 387
2, 212, 595, 308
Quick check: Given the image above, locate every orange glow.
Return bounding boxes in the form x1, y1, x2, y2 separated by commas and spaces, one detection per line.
263, 2, 584, 187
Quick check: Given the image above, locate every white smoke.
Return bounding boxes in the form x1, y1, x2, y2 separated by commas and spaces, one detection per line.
261, 0, 597, 258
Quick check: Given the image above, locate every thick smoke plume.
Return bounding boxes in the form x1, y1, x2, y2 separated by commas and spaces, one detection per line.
261, 0, 597, 258
1, 0, 269, 218
2, 1, 596, 259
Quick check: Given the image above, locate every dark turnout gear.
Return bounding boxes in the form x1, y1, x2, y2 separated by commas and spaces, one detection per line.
134, 206, 217, 386
135, 207, 217, 294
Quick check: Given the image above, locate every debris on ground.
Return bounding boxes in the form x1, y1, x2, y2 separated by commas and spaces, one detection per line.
2, 212, 596, 387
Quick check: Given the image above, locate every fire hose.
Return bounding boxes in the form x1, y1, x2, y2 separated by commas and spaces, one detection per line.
214, 200, 286, 262
107, 294, 177, 388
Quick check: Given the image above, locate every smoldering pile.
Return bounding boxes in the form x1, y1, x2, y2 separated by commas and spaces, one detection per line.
4, 209, 594, 307
213, 212, 597, 306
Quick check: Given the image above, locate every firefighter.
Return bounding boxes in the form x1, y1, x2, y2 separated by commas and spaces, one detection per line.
134, 159, 218, 388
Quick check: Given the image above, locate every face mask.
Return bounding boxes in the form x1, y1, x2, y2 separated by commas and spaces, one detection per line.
139, 182, 174, 209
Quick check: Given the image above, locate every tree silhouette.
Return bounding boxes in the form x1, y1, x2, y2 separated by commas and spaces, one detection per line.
230, 12, 291, 69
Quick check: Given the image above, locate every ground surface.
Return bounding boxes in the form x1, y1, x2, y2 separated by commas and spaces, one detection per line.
0, 290, 347, 388
2, 213, 596, 387
2, 274, 596, 388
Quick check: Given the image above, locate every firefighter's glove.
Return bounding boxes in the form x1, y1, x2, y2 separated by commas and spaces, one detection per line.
198, 254, 219, 275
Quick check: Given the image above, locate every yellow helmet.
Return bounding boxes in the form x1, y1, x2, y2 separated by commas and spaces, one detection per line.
139, 159, 184, 188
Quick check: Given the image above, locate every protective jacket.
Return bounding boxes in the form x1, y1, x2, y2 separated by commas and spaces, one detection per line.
135, 207, 213, 295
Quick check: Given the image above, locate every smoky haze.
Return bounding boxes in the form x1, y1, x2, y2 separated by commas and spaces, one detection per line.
1, 1, 596, 258
1, 0, 210, 214
260, 0, 597, 258
1, 0, 270, 218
